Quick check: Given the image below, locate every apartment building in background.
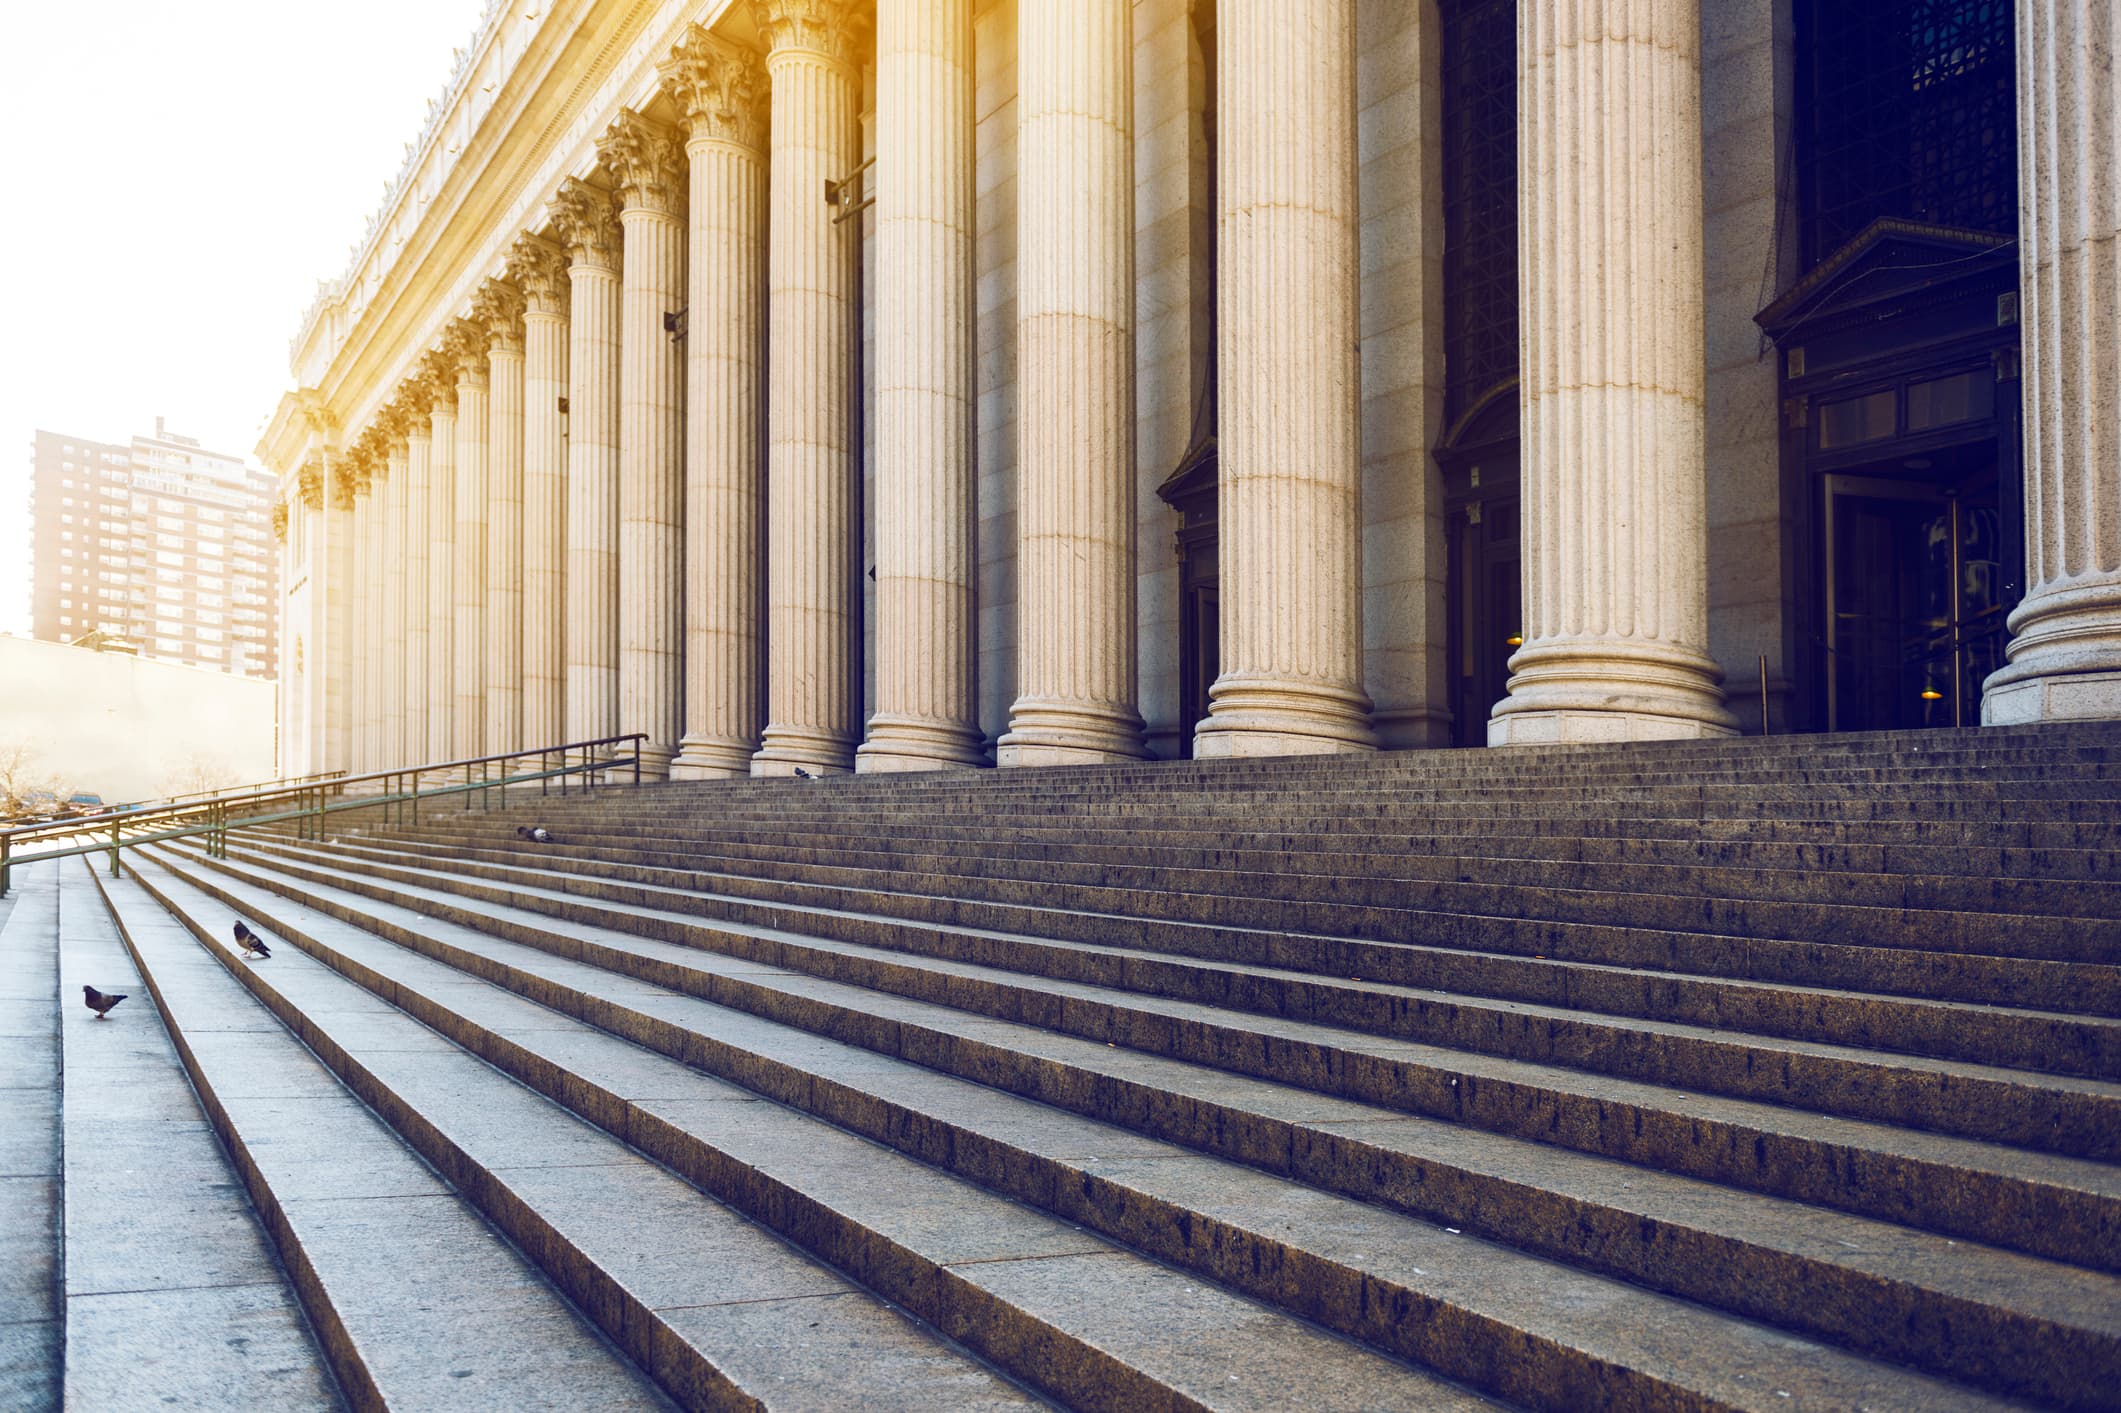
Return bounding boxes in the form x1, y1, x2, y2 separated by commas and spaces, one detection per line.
27, 418, 279, 678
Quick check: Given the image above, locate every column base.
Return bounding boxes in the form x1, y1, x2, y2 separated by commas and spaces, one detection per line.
996, 696, 1147, 768
1980, 580, 2121, 725
856, 715, 986, 773
1487, 637, 1736, 746
632, 743, 675, 781
670, 736, 759, 780
1192, 676, 1377, 759
751, 723, 856, 776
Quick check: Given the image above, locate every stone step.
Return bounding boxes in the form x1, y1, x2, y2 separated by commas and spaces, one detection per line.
55, 861, 339, 1410
139, 841, 2060, 1412
124, 849, 1500, 1413
0, 866, 62, 1412
173, 838, 2121, 1274
85, 860, 672, 1412
374, 817, 2121, 969
281, 836, 2121, 1084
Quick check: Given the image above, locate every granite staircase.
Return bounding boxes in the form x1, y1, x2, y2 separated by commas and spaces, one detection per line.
7, 723, 2120, 1409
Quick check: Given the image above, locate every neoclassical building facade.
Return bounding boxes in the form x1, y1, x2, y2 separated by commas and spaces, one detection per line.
262, 0, 2119, 780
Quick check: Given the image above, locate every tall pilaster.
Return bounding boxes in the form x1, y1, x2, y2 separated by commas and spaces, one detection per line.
552, 178, 623, 747
1490, 0, 1735, 745
400, 383, 435, 763
998, 0, 1147, 766
295, 461, 332, 773
662, 26, 768, 780
479, 280, 528, 755
1194, 0, 1376, 759
360, 447, 388, 773
598, 110, 688, 779
1985, 0, 2121, 724
326, 456, 358, 774
426, 354, 460, 761
753, 0, 865, 776
447, 320, 491, 760
346, 460, 374, 772
379, 418, 410, 767
857, 0, 983, 772
509, 234, 571, 750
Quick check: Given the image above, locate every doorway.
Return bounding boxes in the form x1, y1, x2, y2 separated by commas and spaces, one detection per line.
1824, 458, 2005, 730
1441, 443, 1520, 747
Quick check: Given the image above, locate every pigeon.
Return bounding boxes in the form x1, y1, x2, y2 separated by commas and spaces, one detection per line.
793, 768, 815, 781
517, 825, 554, 843
82, 985, 127, 1020
233, 920, 271, 959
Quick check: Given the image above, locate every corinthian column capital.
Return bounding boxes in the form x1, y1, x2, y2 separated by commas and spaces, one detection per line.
443, 318, 490, 389
550, 177, 622, 271
272, 499, 290, 543
331, 457, 361, 512
418, 348, 460, 413
295, 458, 324, 511
473, 278, 527, 356
596, 110, 685, 218
506, 233, 571, 317
753, 0, 868, 65
662, 25, 767, 151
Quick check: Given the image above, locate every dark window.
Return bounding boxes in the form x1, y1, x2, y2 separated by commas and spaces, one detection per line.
1797, 0, 2017, 265
1440, 0, 1518, 432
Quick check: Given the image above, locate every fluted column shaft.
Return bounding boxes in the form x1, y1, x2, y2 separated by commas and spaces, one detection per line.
486, 332, 526, 753
998, 0, 1147, 766
363, 474, 388, 771
858, 0, 983, 772
402, 424, 432, 762
453, 360, 490, 759
349, 483, 374, 771
754, 11, 862, 775
323, 475, 355, 773
1196, 0, 1375, 759
666, 34, 767, 780
602, 113, 688, 780
382, 440, 409, 766
428, 395, 458, 760
1491, 0, 1734, 745
559, 206, 623, 747
1985, 0, 2121, 724
521, 292, 569, 748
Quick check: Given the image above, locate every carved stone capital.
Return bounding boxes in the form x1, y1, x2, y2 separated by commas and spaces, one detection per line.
271, 499, 290, 543
753, 0, 868, 65
506, 233, 571, 317
331, 457, 360, 511
550, 177, 622, 271
419, 348, 460, 414
596, 110, 686, 218
297, 459, 325, 511
398, 367, 440, 421
661, 25, 768, 152
444, 317, 491, 388
474, 278, 528, 356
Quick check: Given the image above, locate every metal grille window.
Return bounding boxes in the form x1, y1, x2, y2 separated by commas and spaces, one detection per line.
1797, 0, 2017, 265
1440, 0, 1518, 432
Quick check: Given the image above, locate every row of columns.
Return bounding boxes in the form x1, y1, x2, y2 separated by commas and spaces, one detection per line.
316, 0, 2117, 783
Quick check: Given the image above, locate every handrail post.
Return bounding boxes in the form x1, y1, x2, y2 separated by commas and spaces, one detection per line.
633, 735, 642, 787
109, 814, 121, 879
1, 832, 11, 897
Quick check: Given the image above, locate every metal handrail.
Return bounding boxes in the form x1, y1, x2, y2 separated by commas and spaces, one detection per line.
0, 733, 647, 896
1, 766, 352, 835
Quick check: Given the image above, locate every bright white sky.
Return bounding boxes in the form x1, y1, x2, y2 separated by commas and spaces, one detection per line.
0, 0, 492, 635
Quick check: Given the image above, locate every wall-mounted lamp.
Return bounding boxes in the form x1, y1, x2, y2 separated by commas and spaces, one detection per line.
1505, 634, 1524, 648
1920, 685, 1945, 701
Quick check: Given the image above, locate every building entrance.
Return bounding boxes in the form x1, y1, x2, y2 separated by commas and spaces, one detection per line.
1824, 454, 2005, 730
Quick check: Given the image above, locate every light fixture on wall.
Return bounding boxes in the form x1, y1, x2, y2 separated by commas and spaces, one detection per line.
1920, 685, 1945, 701
1505, 633, 1523, 648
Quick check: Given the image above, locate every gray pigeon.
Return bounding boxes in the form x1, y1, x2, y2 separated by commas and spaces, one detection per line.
517, 825, 554, 843
233, 921, 271, 959
793, 768, 815, 781
82, 985, 127, 1019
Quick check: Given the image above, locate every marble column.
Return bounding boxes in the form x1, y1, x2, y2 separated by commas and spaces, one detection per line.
1984, 0, 2121, 724
856, 0, 984, 772
509, 235, 571, 750
1193, 0, 1376, 759
1490, 0, 1735, 745
362, 449, 389, 773
426, 357, 459, 761
662, 26, 768, 780
347, 464, 374, 772
295, 462, 331, 772
400, 389, 434, 764
380, 420, 410, 767
478, 281, 528, 755
326, 457, 357, 774
753, 0, 864, 776
598, 110, 688, 779
998, 0, 1148, 766
448, 320, 491, 760
552, 178, 623, 747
